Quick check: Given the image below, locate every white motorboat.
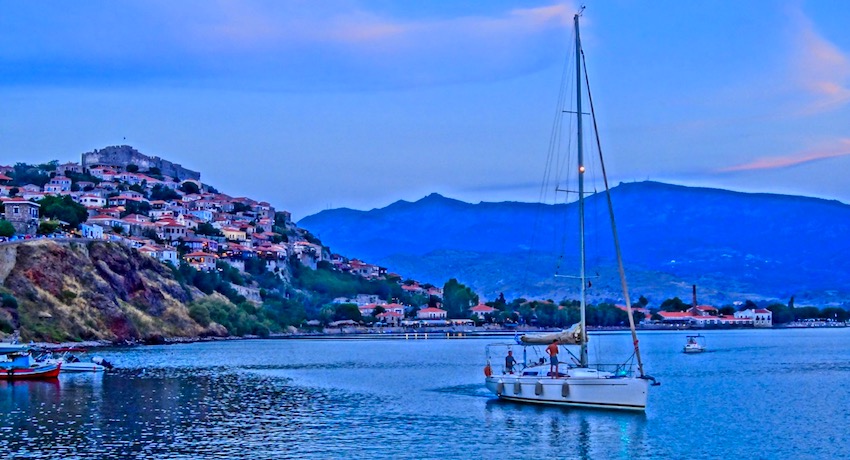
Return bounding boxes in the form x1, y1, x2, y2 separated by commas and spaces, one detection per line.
683, 334, 707, 353
37, 348, 113, 372
484, 9, 658, 411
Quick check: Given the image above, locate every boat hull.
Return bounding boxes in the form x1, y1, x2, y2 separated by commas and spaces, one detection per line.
485, 371, 649, 411
0, 363, 61, 380
60, 362, 106, 372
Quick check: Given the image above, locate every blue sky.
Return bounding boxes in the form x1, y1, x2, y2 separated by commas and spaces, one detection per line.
3, 0, 850, 219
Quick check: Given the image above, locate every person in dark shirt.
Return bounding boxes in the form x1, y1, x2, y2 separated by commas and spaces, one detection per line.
505, 350, 517, 374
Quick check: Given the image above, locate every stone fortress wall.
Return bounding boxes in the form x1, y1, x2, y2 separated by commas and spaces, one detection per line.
81, 145, 201, 181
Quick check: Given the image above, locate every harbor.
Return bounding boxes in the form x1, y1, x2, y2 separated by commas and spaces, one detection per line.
1, 328, 847, 459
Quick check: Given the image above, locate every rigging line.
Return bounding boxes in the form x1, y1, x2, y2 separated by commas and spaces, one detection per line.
555, 62, 577, 277
581, 48, 645, 378
524, 25, 576, 289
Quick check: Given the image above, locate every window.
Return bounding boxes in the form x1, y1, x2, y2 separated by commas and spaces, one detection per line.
12, 206, 19, 215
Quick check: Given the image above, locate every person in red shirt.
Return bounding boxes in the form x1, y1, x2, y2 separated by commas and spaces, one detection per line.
546, 339, 560, 377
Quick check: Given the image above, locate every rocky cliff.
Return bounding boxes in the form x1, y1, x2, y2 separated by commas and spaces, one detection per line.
0, 240, 217, 342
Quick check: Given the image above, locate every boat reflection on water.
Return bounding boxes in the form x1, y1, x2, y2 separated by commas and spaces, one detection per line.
0, 378, 62, 406
483, 398, 648, 459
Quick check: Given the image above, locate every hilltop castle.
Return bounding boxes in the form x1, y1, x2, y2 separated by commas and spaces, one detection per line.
81, 145, 200, 181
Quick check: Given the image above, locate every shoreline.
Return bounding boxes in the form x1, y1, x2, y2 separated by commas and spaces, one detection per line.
12, 321, 848, 349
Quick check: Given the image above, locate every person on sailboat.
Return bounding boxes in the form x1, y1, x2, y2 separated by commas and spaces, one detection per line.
505, 350, 517, 374
546, 339, 560, 377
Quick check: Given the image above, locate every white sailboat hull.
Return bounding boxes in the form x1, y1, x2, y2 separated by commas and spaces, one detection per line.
485, 370, 649, 411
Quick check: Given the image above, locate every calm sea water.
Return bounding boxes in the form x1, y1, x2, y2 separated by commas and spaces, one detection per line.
1, 328, 848, 459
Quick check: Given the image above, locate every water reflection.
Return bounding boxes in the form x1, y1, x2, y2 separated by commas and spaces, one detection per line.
0, 332, 846, 459
483, 398, 647, 460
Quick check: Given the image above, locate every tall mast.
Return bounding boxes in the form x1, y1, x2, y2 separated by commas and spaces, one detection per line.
574, 11, 588, 368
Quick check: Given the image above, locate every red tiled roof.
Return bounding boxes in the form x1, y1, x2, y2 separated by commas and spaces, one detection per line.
658, 311, 694, 318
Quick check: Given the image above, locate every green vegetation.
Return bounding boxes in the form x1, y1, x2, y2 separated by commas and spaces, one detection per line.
195, 222, 223, 237
442, 278, 479, 318
180, 181, 200, 195
0, 220, 14, 237
150, 184, 180, 201
120, 200, 151, 217
37, 221, 60, 235
38, 195, 88, 227
9, 162, 50, 187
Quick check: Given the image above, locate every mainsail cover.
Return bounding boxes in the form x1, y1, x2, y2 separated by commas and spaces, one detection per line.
517, 323, 583, 345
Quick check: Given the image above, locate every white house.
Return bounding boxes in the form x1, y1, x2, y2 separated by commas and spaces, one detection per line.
734, 308, 773, 327
80, 223, 104, 239
470, 304, 497, 320
417, 307, 447, 320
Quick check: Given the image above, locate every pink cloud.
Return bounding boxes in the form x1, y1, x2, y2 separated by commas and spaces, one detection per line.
718, 139, 850, 173
176, 1, 572, 51
789, 6, 850, 114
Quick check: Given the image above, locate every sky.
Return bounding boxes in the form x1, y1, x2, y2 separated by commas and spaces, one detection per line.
3, 0, 850, 220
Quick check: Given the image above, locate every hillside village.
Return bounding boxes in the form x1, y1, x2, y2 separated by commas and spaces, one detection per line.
0, 145, 469, 328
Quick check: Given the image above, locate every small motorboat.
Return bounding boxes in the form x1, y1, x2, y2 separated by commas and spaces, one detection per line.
37, 348, 113, 372
0, 344, 61, 379
683, 334, 707, 353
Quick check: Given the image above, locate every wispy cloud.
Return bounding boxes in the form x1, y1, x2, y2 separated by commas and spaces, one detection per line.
717, 139, 850, 173
0, 1, 574, 89
788, 5, 850, 115
180, 2, 571, 50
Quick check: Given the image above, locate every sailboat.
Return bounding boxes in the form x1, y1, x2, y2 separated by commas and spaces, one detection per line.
483, 9, 658, 411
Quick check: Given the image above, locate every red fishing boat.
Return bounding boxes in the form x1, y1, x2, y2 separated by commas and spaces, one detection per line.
0, 344, 61, 379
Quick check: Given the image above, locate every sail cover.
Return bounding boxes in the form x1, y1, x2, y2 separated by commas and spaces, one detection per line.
517, 323, 583, 345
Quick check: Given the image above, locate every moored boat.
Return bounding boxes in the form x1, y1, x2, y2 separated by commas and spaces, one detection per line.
0, 344, 61, 380
37, 347, 113, 372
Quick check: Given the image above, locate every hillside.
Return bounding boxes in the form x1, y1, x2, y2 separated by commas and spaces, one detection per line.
298, 181, 850, 306
0, 240, 216, 342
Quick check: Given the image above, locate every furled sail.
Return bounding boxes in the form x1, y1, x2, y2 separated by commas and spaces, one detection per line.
517, 323, 583, 345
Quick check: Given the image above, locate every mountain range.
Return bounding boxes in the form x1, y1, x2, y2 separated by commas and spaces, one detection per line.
298, 181, 850, 307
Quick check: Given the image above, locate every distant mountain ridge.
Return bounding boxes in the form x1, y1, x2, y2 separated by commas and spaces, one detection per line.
298, 181, 850, 307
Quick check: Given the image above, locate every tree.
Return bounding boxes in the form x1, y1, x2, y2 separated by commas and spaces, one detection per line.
150, 184, 181, 201
442, 278, 479, 319
660, 297, 690, 312
638, 295, 649, 307
821, 307, 849, 322
0, 220, 14, 237
766, 303, 793, 324
11, 163, 50, 187
334, 303, 362, 322
37, 195, 88, 228
718, 305, 736, 316
180, 181, 200, 195
120, 200, 151, 218
195, 222, 223, 237
126, 164, 139, 173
